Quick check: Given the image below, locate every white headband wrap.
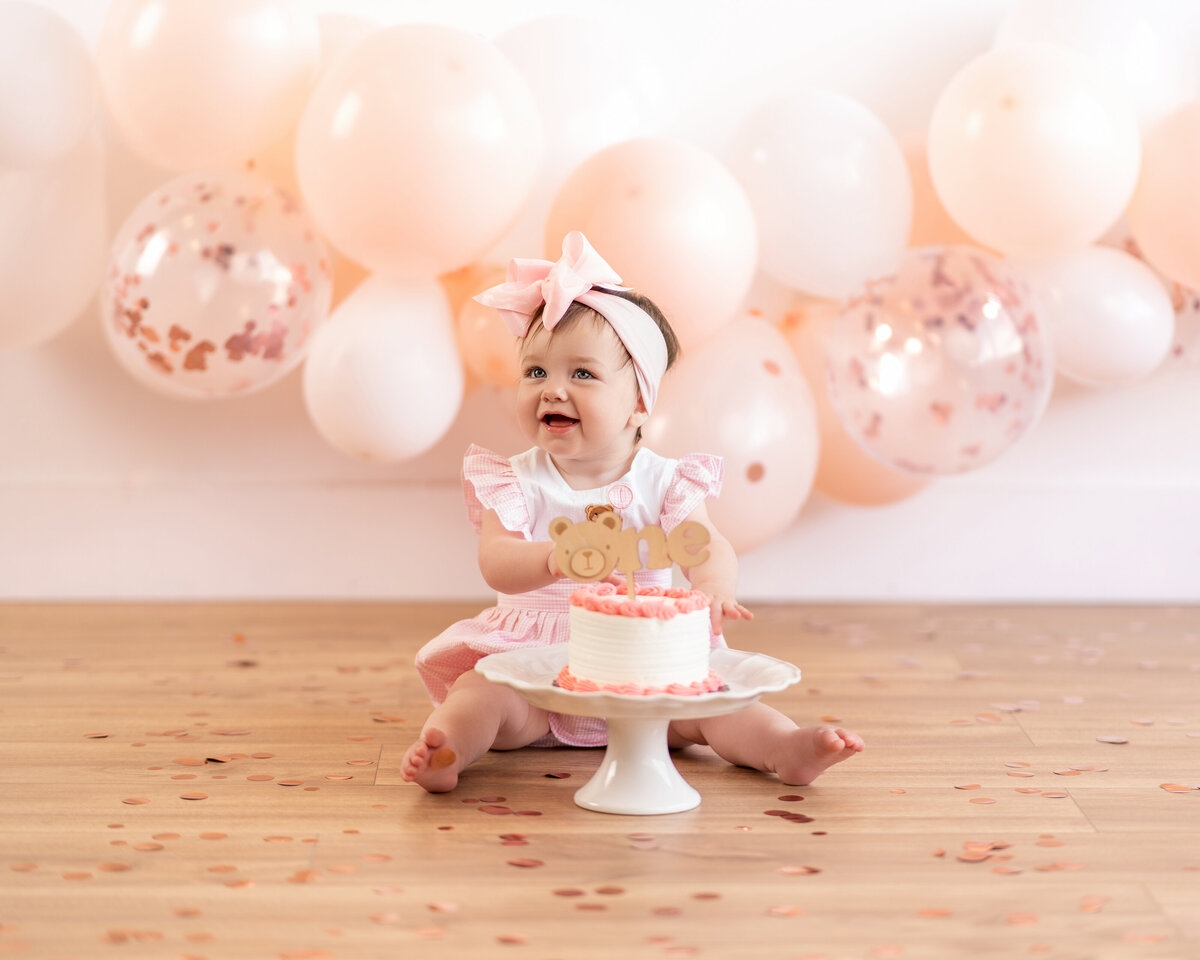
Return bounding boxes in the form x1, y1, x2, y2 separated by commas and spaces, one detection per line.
472, 231, 669, 413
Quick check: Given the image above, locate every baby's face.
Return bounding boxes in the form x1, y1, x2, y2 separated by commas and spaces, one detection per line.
517, 315, 646, 471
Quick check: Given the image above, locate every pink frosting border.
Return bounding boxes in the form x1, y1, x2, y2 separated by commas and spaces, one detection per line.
569, 583, 710, 620
555, 666, 726, 697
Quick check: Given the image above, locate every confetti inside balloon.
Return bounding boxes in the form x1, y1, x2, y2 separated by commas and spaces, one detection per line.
101, 171, 332, 399
825, 247, 1053, 475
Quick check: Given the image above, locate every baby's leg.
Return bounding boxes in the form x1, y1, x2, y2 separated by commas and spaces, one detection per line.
401, 670, 550, 793
669, 703, 863, 786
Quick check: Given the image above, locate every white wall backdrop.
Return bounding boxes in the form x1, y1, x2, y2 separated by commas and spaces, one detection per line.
2, 0, 1198, 601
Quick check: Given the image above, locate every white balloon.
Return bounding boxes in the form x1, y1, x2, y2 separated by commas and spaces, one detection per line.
0, 1, 97, 168
1012, 246, 1175, 387
0, 132, 106, 348
996, 0, 1197, 132
928, 43, 1140, 256
729, 89, 911, 299
303, 276, 464, 461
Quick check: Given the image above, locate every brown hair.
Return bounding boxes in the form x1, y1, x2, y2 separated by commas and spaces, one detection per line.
521, 289, 680, 442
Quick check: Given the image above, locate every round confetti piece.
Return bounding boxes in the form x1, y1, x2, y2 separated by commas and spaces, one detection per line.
9, 863, 37, 872
506, 859, 544, 868
1003, 761, 1031, 768
97, 862, 132, 872
889, 788, 907, 795
479, 796, 507, 803
544, 772, 571, 779
223, 879, 254, 889
430, 749, 456, 770
777, 795, 805, 802
497, 934, 528, 944
199, 833, 227, 840
692, 892, 721, 900
954, 784, 981, 790
62, 871, 93, 881
479, 805, 513, 815
324, 775, 353, 781
121, 798, 150, 805
180, 793, 208, 801
765, 905, 803, 917
554, 888, 585, 897
247, 775, 274, 782
595, 885, 625, 895
1160, 783, 1194, 792
968, 797, 997, 804
132, 843, 164, 852
779, 865, 821, 875
346, 759, 375, 766
1041, 792, 1070, 799
1096, 736, 1129, 744
152, 833, 180, 841
276, 780, 304, 787
83, 732, 110, 739
1007, 771, 1036, 778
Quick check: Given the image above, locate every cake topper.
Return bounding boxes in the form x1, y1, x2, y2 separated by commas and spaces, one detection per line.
549, 509, 711, 600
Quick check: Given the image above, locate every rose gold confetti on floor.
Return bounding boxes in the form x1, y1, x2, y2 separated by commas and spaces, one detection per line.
121, 798, 150, 805
179, 793, 208, 800
507, 859, 544, 868
968, 797, 997, 804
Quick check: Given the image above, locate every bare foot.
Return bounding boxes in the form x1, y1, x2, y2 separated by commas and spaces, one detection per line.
773, 726, 863, 785
400, 727, 461, 793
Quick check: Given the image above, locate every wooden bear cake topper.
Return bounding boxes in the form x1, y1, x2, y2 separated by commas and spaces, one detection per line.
549, 505, 711, 600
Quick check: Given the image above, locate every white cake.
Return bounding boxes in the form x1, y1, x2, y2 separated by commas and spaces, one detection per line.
555, 584, 725, 696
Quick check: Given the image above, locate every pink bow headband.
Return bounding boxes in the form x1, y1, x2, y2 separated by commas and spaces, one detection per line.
472, 231, 668, 413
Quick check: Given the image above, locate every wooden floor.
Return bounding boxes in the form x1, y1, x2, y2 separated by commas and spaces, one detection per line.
1, 602, 1197, 960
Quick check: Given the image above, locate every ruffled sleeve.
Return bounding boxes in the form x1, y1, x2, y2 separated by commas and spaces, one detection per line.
659, 453, 723, 534
461, 444, 532, 537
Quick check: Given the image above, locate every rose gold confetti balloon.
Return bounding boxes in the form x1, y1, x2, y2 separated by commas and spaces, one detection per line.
826, 247, 1052, 475
101, 171, 332, 399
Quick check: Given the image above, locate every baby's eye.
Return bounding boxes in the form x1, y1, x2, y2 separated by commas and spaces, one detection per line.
572, 368, 594, 380
523, 366, 546, 379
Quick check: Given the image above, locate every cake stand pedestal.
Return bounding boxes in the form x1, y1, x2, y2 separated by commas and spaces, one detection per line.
475, 646, 802, 816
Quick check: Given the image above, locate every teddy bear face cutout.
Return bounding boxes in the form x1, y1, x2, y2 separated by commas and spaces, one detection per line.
549, 513, 621, 582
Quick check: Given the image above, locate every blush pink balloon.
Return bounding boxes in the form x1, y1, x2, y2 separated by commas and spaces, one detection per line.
826, 247, 1054, 475
640, 317, 818, 553
101, 171, 332, 399
97, 0, 319, 171
295, 24, 542, 278
781, 299, 930, 506
544, 138, 757, 351
928, 44, 1140, 256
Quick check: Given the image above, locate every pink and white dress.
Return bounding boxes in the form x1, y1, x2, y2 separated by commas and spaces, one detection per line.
415, 443, 725, 747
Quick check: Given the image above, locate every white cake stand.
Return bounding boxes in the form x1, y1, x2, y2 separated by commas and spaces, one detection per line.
475, 646, 802, 816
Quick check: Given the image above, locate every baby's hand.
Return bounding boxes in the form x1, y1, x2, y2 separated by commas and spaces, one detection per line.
709, 596, 753, 636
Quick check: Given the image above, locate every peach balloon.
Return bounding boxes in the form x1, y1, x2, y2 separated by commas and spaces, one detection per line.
928, 43, 1140, 257
1011, 246, 1174, 388
826, 247, 1053, 476
781, 300, 929, 506
101, 171, 332, 399
544, 138, 757, 351
295, 24, 542, 278
453, 266, 522, 387
0, 132, 106, 348
97, 0, 319, 171
302, 276, 464, 462
0, 1, 97, 169
729, 89, 911, 299
904, 146, 975, 250
641, 318, 818, 554
1127, 100, 1200, 291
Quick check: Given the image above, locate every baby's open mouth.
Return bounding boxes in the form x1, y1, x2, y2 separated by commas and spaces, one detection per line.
542, 414, 579, 427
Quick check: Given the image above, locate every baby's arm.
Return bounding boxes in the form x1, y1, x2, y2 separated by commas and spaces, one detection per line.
677, 502, 753, 635
476, 509, 560, 594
